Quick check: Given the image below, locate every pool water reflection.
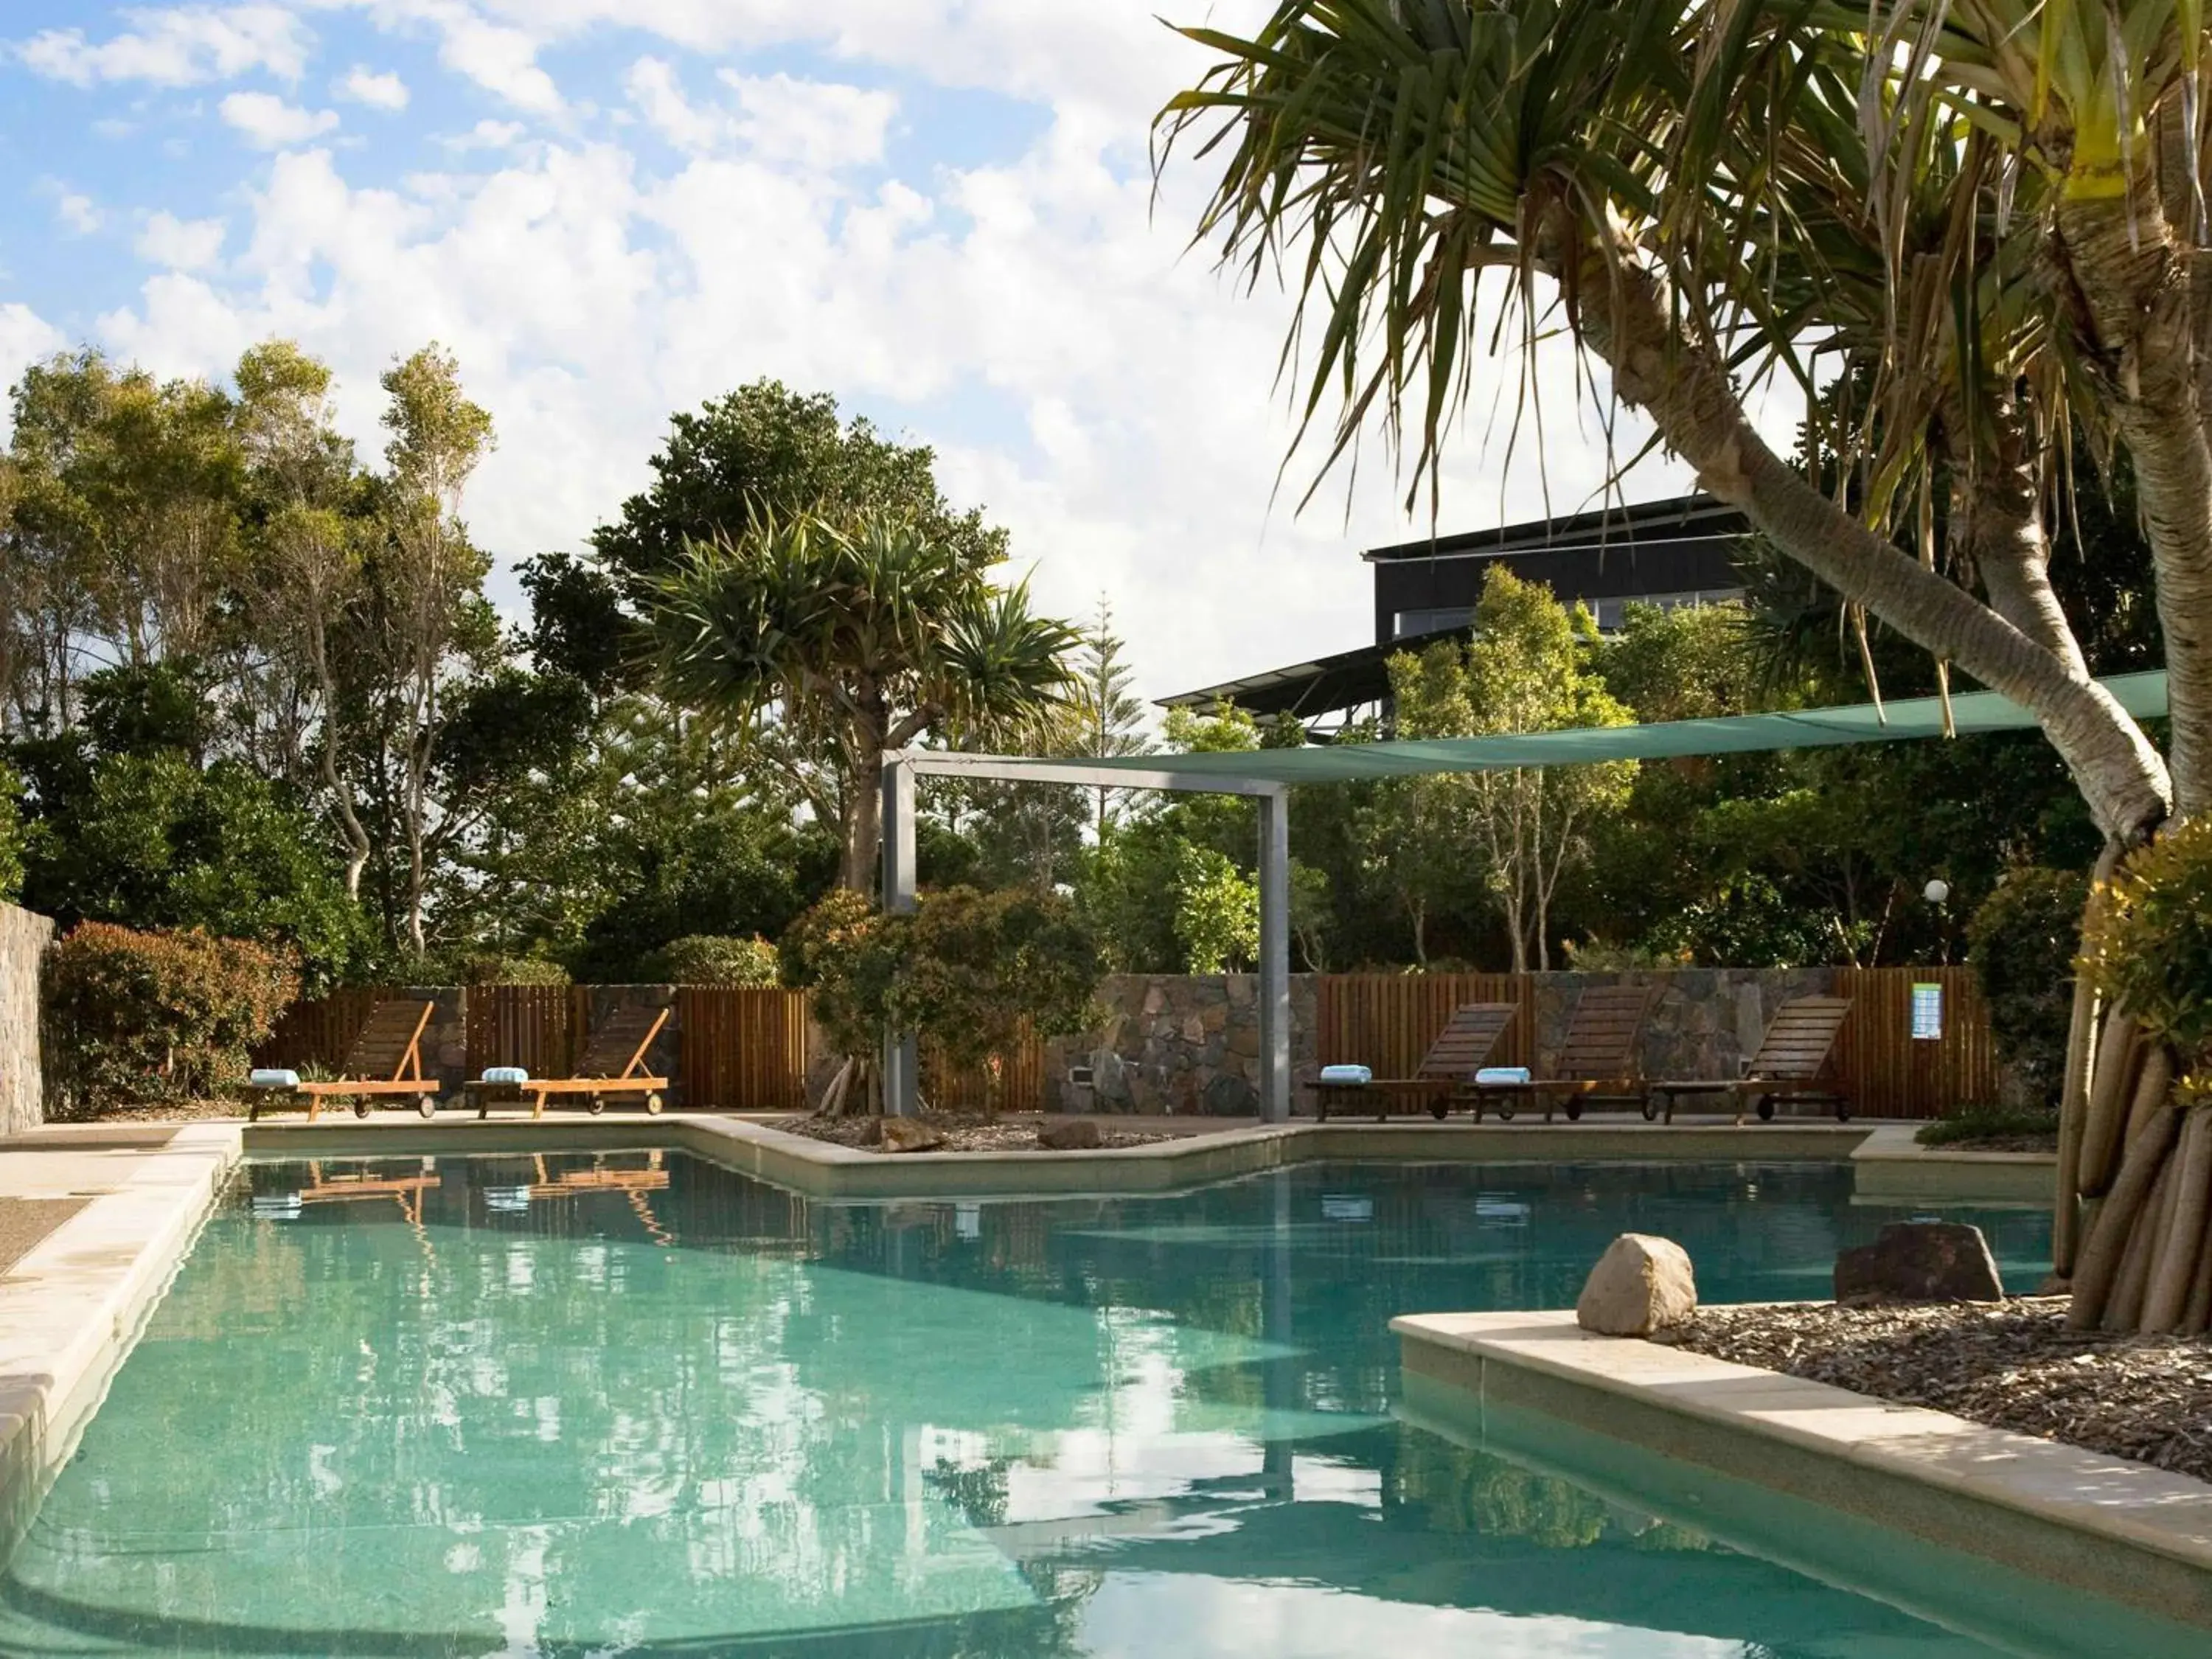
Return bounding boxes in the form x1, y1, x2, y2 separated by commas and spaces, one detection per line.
0, 1152, 2059, 1656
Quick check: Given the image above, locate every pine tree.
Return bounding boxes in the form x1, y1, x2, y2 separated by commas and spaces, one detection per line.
1071, 596, 1150, 837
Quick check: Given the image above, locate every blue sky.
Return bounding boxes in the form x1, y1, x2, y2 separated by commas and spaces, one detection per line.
0, 1, 1691, 705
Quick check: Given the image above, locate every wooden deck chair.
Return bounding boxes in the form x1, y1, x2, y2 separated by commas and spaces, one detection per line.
1310, 1003, 1518, 1121
476, 1006, 670, 1119
1471, 984, 1656, 1124
1645, 995, 1854, 1124
251, 999, 442, 1122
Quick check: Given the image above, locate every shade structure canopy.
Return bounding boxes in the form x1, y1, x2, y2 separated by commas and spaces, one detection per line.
900, 669, 2169, 788
877, 668, 2167, 1124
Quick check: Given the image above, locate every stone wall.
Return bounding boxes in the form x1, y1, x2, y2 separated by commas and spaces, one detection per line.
1043, 974, 1320, 1116
0, 905, 53, 1135
1040, 967, 1843, 1116
1523, 967, 1838, 1087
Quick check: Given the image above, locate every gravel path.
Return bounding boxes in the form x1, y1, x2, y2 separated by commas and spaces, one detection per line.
1666, 1300, 2212, 1483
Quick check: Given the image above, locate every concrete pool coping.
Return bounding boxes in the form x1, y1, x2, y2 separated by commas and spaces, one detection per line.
229, 1110, 2039, 1203
1850, 1120, 2057, 1205
0, 1123, 242, 1560
1394, 1308, 2212, 1633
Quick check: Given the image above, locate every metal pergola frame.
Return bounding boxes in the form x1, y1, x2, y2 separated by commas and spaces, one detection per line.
878, 751, 1294, 1121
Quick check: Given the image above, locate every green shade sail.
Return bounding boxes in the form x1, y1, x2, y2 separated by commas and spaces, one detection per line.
1013, 669, 2170, 786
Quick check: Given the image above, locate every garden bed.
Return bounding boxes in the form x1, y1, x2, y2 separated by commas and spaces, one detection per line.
1664, 1298, 2212, 1483
785, 1113, 1181, 1154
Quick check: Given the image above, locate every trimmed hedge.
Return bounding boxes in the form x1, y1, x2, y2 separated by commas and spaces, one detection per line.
46, 922, 299, 1114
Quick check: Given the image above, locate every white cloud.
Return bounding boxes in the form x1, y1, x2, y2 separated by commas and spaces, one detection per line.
136, 211, 227, 271
623, 58, 720, 153
83, 2, 1711, 703
219, 91, 341, 148
0, 304, 69, 441
336, 65, 409, 111
434, 13, 560, 114
52, 189, 103, 235
725, 72, 897, 172
441, 119, 529, 153
13, 4, 310, 87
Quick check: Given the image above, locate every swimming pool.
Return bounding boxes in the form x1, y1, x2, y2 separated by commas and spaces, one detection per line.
0, 1152, 2062, 1655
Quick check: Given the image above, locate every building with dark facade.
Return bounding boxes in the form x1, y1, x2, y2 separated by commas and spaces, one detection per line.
1161, 493, 1749, 728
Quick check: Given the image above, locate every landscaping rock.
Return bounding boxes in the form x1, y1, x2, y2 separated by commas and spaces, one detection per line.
878, 1117, 947, 1154
1037, 1117, 1102, 1150
1834, 1221, 2003, 1303
1576, 1234, 1699, 1335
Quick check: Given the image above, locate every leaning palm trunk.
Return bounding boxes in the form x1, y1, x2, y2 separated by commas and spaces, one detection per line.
1552, 216, 2173, 839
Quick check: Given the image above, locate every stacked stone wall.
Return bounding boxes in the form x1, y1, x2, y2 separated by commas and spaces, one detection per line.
0, 905, 53, 1135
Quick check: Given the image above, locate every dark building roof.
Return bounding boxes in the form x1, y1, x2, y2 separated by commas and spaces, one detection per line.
1162, 493, 1751, 720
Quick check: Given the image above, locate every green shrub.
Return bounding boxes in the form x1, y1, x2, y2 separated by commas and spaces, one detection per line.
1966, 864, 2089, 1107
447, 953, 571, 987
2079, 820, 2212, 1065
644, 934, 779, 987
780, 886, 1102, 1069
46, 922, 299, 1114
1916, 1104, 2061, 1148
779, 888, 883, 1057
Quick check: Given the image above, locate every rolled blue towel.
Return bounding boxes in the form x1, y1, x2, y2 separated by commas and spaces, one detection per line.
248, 1069, 300, 1090
481, 1066, 530, 1085
1475, 1066, 1532, 1085
1318, 1064, 1372, 1085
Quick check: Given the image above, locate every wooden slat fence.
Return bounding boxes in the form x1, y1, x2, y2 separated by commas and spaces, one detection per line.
922, 1021, 1046, 1113
465, 985, 582, 1080
1315, 969, 1994, 1119
1831, 965, 1998, 1119
677, 987, 811, 1110
1316, 973, 1539, 1077
252, 986, 392, 1072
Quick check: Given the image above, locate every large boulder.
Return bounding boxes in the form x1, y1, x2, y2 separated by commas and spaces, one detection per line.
1576, 1234, 1699, 1336
877, 1116, 947, 1154
1037, 1117, 1103, 1150
1834, 1222, 2003, 1303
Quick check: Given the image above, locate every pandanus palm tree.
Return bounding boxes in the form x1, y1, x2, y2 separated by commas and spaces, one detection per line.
1162, 0, 2212, 1326
1157, 0, 2172, 838
650, 510, 1078, 891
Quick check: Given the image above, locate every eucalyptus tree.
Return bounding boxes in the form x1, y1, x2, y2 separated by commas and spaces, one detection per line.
649, 511, 1079, 891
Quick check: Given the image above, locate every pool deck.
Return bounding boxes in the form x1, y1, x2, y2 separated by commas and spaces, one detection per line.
1395, 1309, 2212, 1638
0, 1122, 242, 1560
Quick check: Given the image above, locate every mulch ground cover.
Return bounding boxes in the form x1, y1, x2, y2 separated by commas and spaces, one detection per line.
784, 1113, 1178, 1153
1666, 1298, 2212, 1483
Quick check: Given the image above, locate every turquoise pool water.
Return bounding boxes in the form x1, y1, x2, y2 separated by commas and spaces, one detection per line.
0, 1154, 2067, 1656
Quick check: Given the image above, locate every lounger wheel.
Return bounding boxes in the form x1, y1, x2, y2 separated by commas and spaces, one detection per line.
588, 1094, 606, 1116
1834, 1101, 1851, 1123
352, 1099, 372, 1119
646, 1091, 665, 1116
1494, 1104, 1514, 1121
417, 1095, 437, 1119
1643, 1092, 1665, 1122
1430, 1100, 1449, 1120
1564, 1099, 1584, 1123
1755, 1095, 1776, 1122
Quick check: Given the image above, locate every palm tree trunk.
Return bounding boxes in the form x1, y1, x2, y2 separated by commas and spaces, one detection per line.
1555, 218, 2173, 841
2055, 193, 2212, 815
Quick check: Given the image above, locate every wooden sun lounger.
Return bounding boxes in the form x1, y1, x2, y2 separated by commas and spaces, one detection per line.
251, 999, 442, 1122
1309, 1003, 1518, 1121
1645, 995, 1854, 1124
1470, 984, 1655, 1124
474, 1006, 670, 1119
